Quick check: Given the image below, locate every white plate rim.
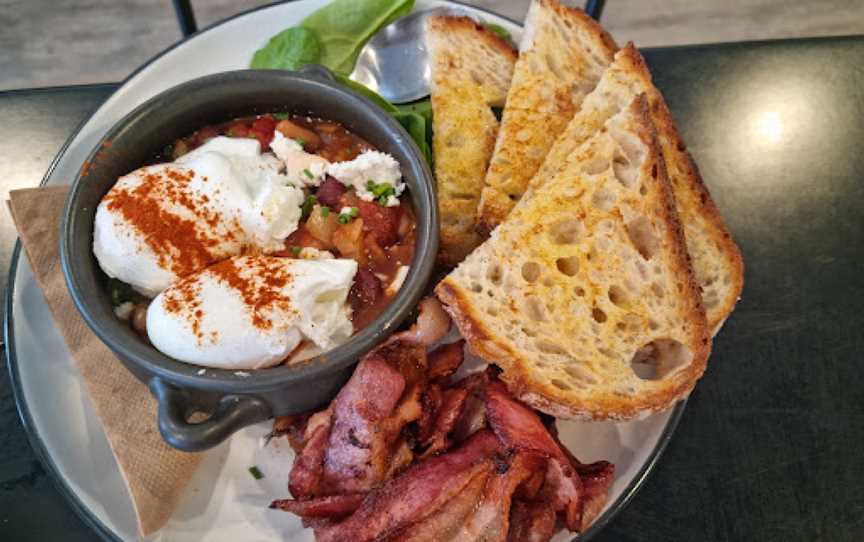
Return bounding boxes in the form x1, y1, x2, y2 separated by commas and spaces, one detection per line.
3, 1, 689, 540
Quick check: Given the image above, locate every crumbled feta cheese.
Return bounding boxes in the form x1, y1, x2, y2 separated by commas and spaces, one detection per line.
270, 131, 329, 187
339, 206, 353, 216
114, 301, 134, 320
326, 150, 404, 206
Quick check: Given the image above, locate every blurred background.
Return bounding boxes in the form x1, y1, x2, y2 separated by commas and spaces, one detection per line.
2, 0, 864, 91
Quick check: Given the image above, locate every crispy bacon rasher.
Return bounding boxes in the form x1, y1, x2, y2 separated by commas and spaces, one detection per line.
270, 298, 614, 542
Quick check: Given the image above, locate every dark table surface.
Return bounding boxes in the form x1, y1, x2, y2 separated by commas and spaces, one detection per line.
2, 36, 863, 541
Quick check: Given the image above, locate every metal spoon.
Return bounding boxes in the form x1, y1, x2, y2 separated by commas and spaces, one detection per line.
349, 7, 469, 104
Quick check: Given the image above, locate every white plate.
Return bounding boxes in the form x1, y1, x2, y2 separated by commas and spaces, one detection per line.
5, 1, 685, 540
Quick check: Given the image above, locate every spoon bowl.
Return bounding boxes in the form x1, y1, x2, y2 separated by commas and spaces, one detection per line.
349, 7, 469, 104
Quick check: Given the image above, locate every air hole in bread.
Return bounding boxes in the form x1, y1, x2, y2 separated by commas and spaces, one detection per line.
451, 193, 476, 201
703, 290, 719, 309
639, 184, 647, 196
551, 379, 571, 391
556, 256, 580, 277
470, 282, 483, 293
592, 187, 616, 211
487, 307, 498, 317
549, 219, 582, 245
508, 193, 519, 201
564, 364, 598, 385
612, 160, 637, 188
608, 285, 628, 307
583, 156, 608, 176
525, 296, 546, 322
470, 70, 484, 87
592, 307, 607, 323
521, 262, 541, 283
536, 340, 567, 355
598, 347, 616, 359
610, 128, 644, 166
630, 339, 691, 380
626, 216, 659, 260
651, 283, 665, 298
545, 53, 563, 80
648, 319, 660, 331
575, 286, 586, 297
651, 164, 658, 179
487, 264, 503, 285
522, 327, 537, 337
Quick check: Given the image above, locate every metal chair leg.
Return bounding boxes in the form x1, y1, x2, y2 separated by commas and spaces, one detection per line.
584, 0, 606, 20
172, 0, 198, 37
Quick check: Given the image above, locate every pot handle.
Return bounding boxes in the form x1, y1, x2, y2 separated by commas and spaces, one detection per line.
298, 64, 337, 83
150, 378, 272, 452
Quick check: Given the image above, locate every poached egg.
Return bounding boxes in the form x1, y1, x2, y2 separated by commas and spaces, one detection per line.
146, 255, 357, 370
93, 137, 305, 296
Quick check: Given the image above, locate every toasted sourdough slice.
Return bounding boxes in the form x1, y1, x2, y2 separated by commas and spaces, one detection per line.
426, 16, 517, 266
475, 0, 617, 235
436, 95, 711, 420
529, 43, 744, 333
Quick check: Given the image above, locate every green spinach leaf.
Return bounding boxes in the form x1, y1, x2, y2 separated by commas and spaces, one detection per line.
392, 110, 432, 165
335, 78, 432, 165
302, 0, 415, 74
396, 99, 432, 121
335, 74, 398, 113
250, 27, 321, 71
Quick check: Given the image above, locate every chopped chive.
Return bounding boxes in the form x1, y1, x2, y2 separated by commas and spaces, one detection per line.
320, 206, 330, 217
366, 180, 396, 205
303, 169, 314, 180
300, 194, 317, 218
337, 207, 357, 224
274, 113, 291, 120
248, 466, 264, 480
290, 246, 302, 255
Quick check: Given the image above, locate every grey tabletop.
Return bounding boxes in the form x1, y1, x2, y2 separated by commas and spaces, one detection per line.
2, 36, 864, 541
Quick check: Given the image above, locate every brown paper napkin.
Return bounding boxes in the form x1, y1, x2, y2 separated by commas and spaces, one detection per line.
8, 186, 202, 536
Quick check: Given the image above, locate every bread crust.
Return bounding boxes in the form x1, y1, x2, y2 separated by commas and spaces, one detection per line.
535, 0, 618, 55
437, 96, 711, 421
428, 15, 518, 66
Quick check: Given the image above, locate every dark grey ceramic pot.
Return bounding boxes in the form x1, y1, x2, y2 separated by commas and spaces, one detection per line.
60, 66, 438, 452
